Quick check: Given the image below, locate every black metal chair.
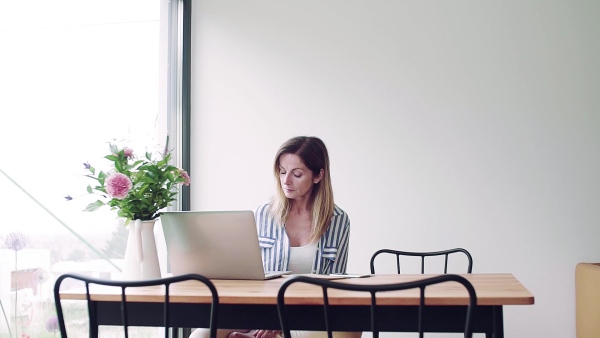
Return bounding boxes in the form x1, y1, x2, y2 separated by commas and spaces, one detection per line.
370, 248, 473, 274
53, 273, 219, 338
277, 274, 477, 338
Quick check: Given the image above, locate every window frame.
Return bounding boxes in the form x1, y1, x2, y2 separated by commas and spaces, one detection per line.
166, 0, 191, 212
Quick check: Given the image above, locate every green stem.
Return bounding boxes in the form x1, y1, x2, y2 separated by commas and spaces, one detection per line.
14, 253, 17, 338
0, 299, 12, 338
0, 168, 122, 271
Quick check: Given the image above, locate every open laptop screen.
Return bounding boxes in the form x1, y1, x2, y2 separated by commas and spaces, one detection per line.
161, 210, 288, 280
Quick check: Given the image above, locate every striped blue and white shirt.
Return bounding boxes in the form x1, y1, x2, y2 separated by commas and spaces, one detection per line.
254, 202, 350, 275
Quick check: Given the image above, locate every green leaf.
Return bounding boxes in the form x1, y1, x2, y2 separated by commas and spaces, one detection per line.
84, 200, 105, 212
97, 171, 106, 185
105, 154, 119, 162
115, 161, 123, 172
86, 185, 93, 193
132, 159, 145, 167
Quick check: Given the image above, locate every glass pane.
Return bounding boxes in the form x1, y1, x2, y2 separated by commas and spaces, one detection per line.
0, 0, 163, 336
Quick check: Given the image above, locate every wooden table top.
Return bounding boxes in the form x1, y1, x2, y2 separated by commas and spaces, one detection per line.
59, 273, 534, 307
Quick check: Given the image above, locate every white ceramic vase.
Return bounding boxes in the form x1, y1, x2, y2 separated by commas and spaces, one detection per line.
122, 219, 162, 280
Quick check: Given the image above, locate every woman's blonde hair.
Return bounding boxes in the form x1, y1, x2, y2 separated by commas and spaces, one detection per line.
270, 136, 334, 242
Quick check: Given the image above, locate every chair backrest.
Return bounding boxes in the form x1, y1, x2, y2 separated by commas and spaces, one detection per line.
53, 273, 219, 338
277, 274, 476, 338
370, 248, 473, 274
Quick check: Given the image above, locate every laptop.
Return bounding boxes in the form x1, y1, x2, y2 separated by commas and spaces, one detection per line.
161, 210, 291, 280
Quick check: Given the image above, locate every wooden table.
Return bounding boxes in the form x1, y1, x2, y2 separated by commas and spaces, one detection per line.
58, 273, 534, 338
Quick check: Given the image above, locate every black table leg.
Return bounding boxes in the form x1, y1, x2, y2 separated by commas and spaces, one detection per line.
90, 302, 99, 338
492, 306, 504, 338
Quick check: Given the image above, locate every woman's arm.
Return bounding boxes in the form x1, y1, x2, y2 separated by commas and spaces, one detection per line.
321, 207, 351, 275
329, 216, 350, 274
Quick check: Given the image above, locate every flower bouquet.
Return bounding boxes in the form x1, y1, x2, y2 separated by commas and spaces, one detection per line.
68, 137, 190, 223
67, 137, 190, 279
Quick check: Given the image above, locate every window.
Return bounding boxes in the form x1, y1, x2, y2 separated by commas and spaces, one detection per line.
0, 1, 175, 336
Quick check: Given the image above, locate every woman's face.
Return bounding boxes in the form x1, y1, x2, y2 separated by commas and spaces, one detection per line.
278, 153, 322, 201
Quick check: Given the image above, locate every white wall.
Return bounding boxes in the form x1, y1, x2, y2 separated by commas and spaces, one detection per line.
189, 1, 600, 337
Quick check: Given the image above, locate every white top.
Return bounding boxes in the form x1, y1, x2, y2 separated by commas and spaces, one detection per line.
288, 242, 318, 274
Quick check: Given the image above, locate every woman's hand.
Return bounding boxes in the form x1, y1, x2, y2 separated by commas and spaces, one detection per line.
251, 330, 283, 338
228, 330, 282, 338
228, 332, 253, 338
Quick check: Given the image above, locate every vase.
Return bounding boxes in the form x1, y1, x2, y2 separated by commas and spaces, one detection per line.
122, 219, 162, 280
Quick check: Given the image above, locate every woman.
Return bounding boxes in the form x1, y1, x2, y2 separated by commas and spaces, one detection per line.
255, 135, 350, 276
192, 136, 357, 338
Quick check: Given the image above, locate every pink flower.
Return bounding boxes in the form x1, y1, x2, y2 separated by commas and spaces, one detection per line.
105, 173, 132, 199
123, 147, 134, 158
179, 170, 191, 186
